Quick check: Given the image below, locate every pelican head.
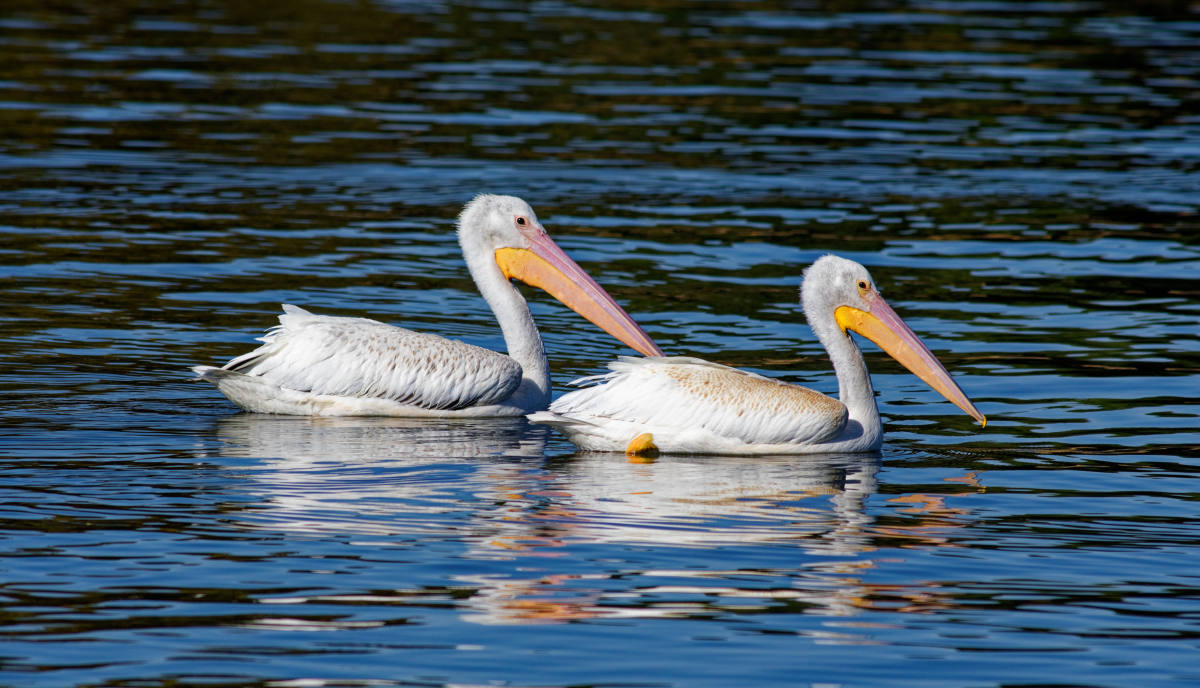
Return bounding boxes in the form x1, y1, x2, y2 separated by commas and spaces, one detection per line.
802, 254, 986, 426
458, 194, 662, 357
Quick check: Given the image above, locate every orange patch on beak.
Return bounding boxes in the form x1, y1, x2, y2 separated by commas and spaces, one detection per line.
835, 302, 986, 427
495, 246, 662, 357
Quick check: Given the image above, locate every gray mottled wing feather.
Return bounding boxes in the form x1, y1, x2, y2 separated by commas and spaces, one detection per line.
225, 305, 521, 411
550, 356, 847, 445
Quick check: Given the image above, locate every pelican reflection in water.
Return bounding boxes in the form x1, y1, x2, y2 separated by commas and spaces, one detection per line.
200, 414, 883, 624
194, 194, 661, 416
201, 415, 550, 538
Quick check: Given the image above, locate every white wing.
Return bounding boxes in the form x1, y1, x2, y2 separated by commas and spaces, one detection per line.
217, 304, 522, 411
546, 356, 847, 446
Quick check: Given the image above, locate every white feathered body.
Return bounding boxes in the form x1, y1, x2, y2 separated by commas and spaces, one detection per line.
529, 356, 882, 455
529, 255, 985, 455
194, 194, 665, 417
193, 305, 543, 417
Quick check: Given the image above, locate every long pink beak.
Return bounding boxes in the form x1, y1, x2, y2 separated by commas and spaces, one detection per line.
494, 230, 663, 357
836, 292, 986, 426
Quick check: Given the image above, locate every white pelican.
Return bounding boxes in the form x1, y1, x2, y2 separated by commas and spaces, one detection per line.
193, 194, 662, 416
529, 254, 986, 455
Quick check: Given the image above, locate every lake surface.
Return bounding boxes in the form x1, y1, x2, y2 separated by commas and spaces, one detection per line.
1, 1, 1198, 686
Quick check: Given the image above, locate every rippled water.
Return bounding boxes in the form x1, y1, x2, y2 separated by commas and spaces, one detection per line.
1, 1, 1198, 686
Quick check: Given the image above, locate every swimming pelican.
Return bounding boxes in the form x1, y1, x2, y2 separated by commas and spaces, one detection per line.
193, 194, 663, 417
528, 254, 985, 454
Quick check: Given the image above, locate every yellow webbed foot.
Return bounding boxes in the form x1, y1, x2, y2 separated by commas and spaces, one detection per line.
625, 432, 659, 462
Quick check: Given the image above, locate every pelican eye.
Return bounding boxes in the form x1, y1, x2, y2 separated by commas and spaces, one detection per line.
515, 216, 528, 226
857, 280, 869, 291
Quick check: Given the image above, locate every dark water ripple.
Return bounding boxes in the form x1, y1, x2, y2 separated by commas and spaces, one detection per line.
0, 1, 1198, 686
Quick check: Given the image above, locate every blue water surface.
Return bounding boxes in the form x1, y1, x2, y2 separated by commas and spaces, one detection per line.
0, 1, 1198, 686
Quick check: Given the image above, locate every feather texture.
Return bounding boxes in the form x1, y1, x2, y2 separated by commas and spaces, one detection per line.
533, 356, 847, 452
208, 305, 522, 412
193, 194, 663, 417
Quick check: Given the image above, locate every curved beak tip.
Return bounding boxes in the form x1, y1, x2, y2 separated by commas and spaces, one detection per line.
959, 401, 986, 428
836, 303, 987, 432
